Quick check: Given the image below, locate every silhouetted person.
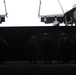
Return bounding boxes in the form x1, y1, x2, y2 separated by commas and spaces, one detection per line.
41, 33, 51, 63
72, 33, 76, 60
58, 33, 67, 63
28, 36, 37, 63
66, 35, 73, 62
0, 35, 8, 64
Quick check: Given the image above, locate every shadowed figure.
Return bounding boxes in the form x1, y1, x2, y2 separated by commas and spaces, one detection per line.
41, 33, 51, 63
72, 33, 76, 60
58, 33, 67, 63
0, 35, 8, 64
28, 36, 37, 63
66, 35, 73, 62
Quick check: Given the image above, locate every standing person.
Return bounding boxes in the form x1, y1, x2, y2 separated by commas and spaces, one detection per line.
41, 33, 51, 63
72, 33, 76, 61
0, 35, 8, 64
58, 33, 67, 63
28, 36, 37, 63
66, 35, 73, 62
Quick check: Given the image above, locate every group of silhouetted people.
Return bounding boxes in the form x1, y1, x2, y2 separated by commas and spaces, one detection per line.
27, 33, 52, 63
58, 33, 76, 63
1, 32, 76, 64
27, 32, 76, 63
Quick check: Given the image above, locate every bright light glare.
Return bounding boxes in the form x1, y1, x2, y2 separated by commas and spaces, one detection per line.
0, 0, 76, 27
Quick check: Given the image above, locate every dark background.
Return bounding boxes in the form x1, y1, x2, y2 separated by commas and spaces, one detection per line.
0, 26, 76, 61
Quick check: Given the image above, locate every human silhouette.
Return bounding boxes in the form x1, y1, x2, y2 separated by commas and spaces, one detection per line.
72, 33, 76, 61
58, 33, 67, 63
28, 36, 37, 63
41, 33, 51, 63
66, 35, 73, 62
0, 35, 8, 64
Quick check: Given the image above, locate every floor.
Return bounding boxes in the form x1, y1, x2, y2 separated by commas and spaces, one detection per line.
0, 61, 76, 75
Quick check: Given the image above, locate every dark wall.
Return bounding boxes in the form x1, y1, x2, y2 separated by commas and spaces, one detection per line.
0, 26, 76, 61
